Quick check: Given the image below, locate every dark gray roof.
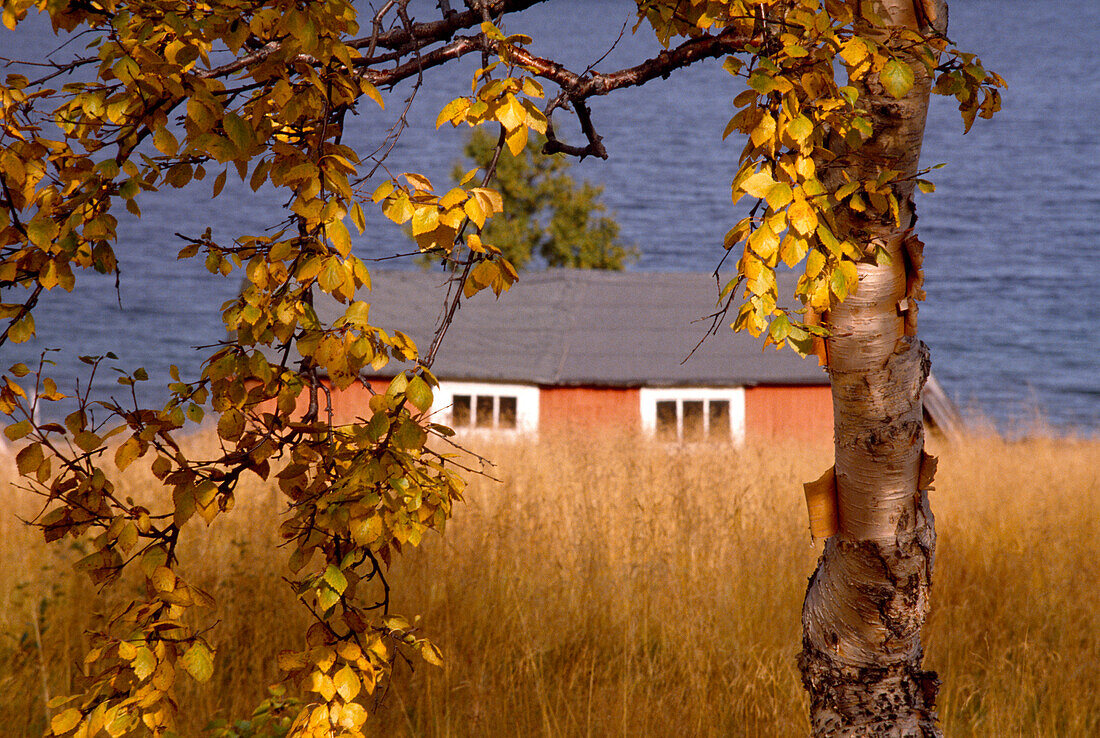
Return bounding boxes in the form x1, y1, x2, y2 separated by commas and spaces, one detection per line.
319, 269, 828, 387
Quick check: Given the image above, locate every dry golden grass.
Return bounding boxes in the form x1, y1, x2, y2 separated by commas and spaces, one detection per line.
1, 430, 1097, 736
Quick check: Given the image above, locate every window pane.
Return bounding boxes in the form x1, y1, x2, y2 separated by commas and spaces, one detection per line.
656, 400, 677, 440
499, 396, 517, 428
708, 400, 731, 440
683, 400, 704, 441
476, 395, 495, 428
452, 395, 471, 427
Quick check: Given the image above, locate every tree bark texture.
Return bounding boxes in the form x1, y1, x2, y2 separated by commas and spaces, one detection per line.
799, 2, 947, 736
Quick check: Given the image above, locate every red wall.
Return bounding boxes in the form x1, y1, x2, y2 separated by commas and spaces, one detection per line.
258, 378, 390, 426
539, 386, 640, 431
326, 379, 389, 424
743, 384, 833, 443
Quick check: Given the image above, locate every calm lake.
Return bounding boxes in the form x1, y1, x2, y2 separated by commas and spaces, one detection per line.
1, 0, 1097, 432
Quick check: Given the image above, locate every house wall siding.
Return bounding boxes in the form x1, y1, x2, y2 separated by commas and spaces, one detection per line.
539, 386, 640, 431
743, 384, 833, 443
327, 379, 389, 424
264, 379, 390, 426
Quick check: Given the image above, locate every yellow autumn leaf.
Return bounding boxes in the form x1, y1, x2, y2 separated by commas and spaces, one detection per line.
439, 187, 466, 209
403, 172, 433, 191
420, 641, 444, 667
349, 201, 366, 233
361, 80, 385, 109
750, 113, 776, 148
152, 126, 179, 156
765, 182, 793, 210
371, 180, 394, 203
470, 187, 503, 213
382, 193, 414, 224
496, 93, 525, 131
505, 124, 527, 156
308, 670, 337, 702
327, 219, 352, 256
880, 59, 916, 100
150, 565, 176, 592
748, 222, 779, 263
788, 197, 817, 236
333, 664, 361, 701
180, 642, 215, 683
779, 234, 808, 268
50, 708, 82, 734
436, 97, 470, 128
521, 77, 543, 97
786, 115, 812, 144
839, 37, 868, 66
337, 642, 362, 661
740, 171, 777, 199
463, 196, 485, 228
410, 205, 440, 236
338, 702, 368, 729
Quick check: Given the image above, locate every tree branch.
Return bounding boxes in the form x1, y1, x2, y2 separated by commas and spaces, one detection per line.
511, 26, 755, 101
522, 27, 755, 158
348, 0, 547, 53
361, 35, 481, 87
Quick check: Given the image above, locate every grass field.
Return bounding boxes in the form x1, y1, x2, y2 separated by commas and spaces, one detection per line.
1, 430, 1097, 736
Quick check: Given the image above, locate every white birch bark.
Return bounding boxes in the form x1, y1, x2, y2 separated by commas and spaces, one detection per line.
798, 2, 948, 735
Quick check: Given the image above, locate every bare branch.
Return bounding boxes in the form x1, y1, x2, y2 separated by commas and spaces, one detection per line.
365, 0, 398, 61
348, 0, 547, 52
512, 26, 754, 101
543, 96, 607, 159
525, 27, 755, 158
362, 35, 481, 87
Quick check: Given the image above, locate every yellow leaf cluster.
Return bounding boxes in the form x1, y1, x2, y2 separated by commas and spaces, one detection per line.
436, 46, 547, 157
373, 175, 505, 259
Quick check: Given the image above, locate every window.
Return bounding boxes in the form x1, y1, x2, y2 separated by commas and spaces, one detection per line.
682, 400, 704, 441
708, 400, 731, 441
449, 393, 516, 429
656, 400, 677, 440
640, 388, 745, 444
435, 382, 540, 434
475, 395, 495, 428
498, 396, 517, 429
452, 395, 471, 426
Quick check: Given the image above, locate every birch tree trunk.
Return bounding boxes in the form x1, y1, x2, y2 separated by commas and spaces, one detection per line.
799, 1, 948, 735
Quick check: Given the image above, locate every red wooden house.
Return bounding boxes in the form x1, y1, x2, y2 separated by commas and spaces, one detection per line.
309, 269, 959, 443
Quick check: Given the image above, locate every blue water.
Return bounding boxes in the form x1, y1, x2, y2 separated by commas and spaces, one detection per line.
1, 0, 1097, 432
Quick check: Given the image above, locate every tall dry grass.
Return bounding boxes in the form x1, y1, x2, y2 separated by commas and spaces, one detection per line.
1, 430, 1097, 736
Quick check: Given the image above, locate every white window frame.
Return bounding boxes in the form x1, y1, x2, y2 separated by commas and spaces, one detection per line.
639, 387, 746, 444
433, 381, 540, 436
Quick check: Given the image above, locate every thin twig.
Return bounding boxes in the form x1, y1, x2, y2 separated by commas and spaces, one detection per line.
421, 125, 507, 369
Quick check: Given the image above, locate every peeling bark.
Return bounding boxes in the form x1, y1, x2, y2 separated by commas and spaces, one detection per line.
798, 1, 947, 735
